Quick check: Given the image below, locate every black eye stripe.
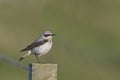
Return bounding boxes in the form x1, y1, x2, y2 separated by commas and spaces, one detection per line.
44, 34, 51, 37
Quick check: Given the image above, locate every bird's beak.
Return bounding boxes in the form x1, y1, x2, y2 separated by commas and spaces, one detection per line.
52, 34, 56, 36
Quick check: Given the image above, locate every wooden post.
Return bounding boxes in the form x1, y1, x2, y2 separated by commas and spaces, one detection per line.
29, 63, 57, 80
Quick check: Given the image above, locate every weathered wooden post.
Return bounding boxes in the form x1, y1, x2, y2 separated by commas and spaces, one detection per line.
29, 63, 57, 80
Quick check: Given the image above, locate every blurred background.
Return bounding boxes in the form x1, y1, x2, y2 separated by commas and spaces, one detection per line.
0, 0, 120, 80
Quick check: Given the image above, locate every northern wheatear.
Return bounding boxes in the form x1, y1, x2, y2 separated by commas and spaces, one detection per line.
19, 31, 55, 63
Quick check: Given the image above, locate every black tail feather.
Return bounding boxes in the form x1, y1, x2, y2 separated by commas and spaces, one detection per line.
20, 49, 25, 52
19, 57, 24, 61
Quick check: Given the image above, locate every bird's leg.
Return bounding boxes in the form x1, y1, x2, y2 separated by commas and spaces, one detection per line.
34, 54, 40, 63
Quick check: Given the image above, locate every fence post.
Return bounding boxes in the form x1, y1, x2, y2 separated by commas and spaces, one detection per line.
29, 63, 57, 80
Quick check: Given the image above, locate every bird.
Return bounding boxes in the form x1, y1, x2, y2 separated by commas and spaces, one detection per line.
19, 31, 55, 63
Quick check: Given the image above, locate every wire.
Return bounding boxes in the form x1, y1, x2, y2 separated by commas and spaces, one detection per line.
0, 54, 28, 71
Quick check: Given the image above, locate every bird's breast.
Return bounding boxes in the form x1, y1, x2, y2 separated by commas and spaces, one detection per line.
31, 41, 52, 56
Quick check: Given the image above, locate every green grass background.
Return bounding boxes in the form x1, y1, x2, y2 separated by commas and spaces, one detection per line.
0, 0, 120, 80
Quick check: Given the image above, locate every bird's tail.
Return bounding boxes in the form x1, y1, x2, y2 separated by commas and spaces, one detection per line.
19, 51, 31, 61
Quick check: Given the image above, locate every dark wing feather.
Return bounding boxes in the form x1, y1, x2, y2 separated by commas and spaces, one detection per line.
20, 39, 48, 52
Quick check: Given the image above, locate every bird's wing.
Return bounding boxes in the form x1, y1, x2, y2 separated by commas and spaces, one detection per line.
20, 39, 48, 52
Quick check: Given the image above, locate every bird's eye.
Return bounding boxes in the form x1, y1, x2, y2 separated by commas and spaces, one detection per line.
44, 34, 50, 37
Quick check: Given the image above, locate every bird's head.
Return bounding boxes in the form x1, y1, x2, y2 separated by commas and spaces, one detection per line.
42, 31, 55, 39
